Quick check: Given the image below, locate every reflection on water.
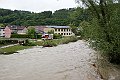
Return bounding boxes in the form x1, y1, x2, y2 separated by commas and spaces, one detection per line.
0, 40, 101, 80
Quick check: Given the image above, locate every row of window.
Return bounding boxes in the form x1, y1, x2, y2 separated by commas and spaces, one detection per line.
57, 33, 72, 35
0, 29, 5, 31
55, 29, 71, 32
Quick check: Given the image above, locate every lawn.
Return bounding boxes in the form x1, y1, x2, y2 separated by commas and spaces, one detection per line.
0, 45, 31, 55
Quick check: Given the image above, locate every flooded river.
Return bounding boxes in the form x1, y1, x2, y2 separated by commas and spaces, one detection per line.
0, 40, 102, 80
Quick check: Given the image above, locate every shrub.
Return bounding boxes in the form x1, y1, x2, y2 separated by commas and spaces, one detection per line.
35, 36, 78, 47
11, 34, 42, 39
53, 34, 62, 39
42, 40, 58, 47
0, 40, 18, 45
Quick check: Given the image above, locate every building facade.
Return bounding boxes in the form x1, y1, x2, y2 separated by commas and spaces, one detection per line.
17, 27, 28, 34
0, 27, 5, 37
47, 26, 74, 36
4, 26, 12, 38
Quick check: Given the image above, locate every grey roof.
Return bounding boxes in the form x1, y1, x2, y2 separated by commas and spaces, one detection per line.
46, 26, 70, 29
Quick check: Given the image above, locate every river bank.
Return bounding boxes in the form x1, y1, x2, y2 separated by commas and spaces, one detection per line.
97, 55, 120, 80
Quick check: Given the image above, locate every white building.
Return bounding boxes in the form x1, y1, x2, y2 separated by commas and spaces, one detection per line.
47, 26, 74, 36
0, 27, 5, 37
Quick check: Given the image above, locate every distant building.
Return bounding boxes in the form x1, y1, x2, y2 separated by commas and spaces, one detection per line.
4, 26, 12, 38
29, 26, 74, 36
44, 27, 54, 33
47, 26, 74, 36
4, 25, 27, 38
34, 26, 46, 34
17, 27, 28, 34
0, 27, 5, 37
7, 25, 27, 34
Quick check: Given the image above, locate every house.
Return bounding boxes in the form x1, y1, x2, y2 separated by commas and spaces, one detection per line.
4, 26, 12, 38
44, 27, 54, 33
4, 25, 28, 38
17, 27, 28, 34
46, 26, 74, 36
0, 27, 5, 37
28, 26, 46, 34
7, 25, 27, 34
34, 26, 46, 34
28, 26, 74, 37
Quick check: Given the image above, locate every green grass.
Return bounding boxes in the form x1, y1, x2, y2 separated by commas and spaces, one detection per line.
35, 36, 78, 47
0, 45, 32, 55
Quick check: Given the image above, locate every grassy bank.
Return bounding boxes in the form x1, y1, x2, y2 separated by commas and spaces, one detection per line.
34, 36, 78, 47
0, 45, 31, 55
0, 36, 78, 55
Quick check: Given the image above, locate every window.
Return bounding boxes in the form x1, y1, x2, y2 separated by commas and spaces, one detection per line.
69, 33, 71, 35
55, 29, 57, 31
61, 33, 63, 35
67, 29, 68, 31
64, 33, 65, 35
67, 33, 68, 35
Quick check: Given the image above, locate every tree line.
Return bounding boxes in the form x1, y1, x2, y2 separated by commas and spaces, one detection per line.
0, 8, 86, 27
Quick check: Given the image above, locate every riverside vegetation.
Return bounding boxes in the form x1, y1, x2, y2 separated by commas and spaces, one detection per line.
0, 36, 79, 55
76, 0, 120, 64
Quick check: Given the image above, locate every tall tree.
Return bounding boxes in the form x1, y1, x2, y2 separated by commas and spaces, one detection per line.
76, 0, 120, 63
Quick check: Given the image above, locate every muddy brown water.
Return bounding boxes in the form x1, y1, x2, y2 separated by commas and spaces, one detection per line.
0, 40, 102, 80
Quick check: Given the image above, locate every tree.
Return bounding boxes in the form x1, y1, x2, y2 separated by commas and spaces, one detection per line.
76, 0, 120, 63
27, 27, 36, 39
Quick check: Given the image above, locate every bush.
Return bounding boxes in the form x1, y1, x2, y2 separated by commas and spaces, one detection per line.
53, 34, 62, 39
11, 34, 30, 38
0, 40, 18, 45
42, 40, 58, 47
80, 16, 120, 64
35, 36, 78, 47
11, 34, 42, 39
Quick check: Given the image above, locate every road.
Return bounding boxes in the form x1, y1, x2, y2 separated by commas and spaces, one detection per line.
0, 40, 102, 80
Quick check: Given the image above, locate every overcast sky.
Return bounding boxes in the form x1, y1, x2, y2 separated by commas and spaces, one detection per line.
0, 0, 78, 13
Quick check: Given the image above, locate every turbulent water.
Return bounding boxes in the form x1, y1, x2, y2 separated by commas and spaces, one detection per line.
0, 40, 102, 80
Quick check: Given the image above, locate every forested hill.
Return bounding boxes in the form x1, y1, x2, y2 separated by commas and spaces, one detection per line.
0, 8, 86, 26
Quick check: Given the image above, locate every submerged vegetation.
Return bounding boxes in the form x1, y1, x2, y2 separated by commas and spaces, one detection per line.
0, 45, 31, 55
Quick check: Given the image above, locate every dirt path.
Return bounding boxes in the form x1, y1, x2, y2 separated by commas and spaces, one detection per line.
0, 40, 102, 80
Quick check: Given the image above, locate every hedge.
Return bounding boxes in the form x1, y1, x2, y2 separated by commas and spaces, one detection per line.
11, 34, 42, 39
